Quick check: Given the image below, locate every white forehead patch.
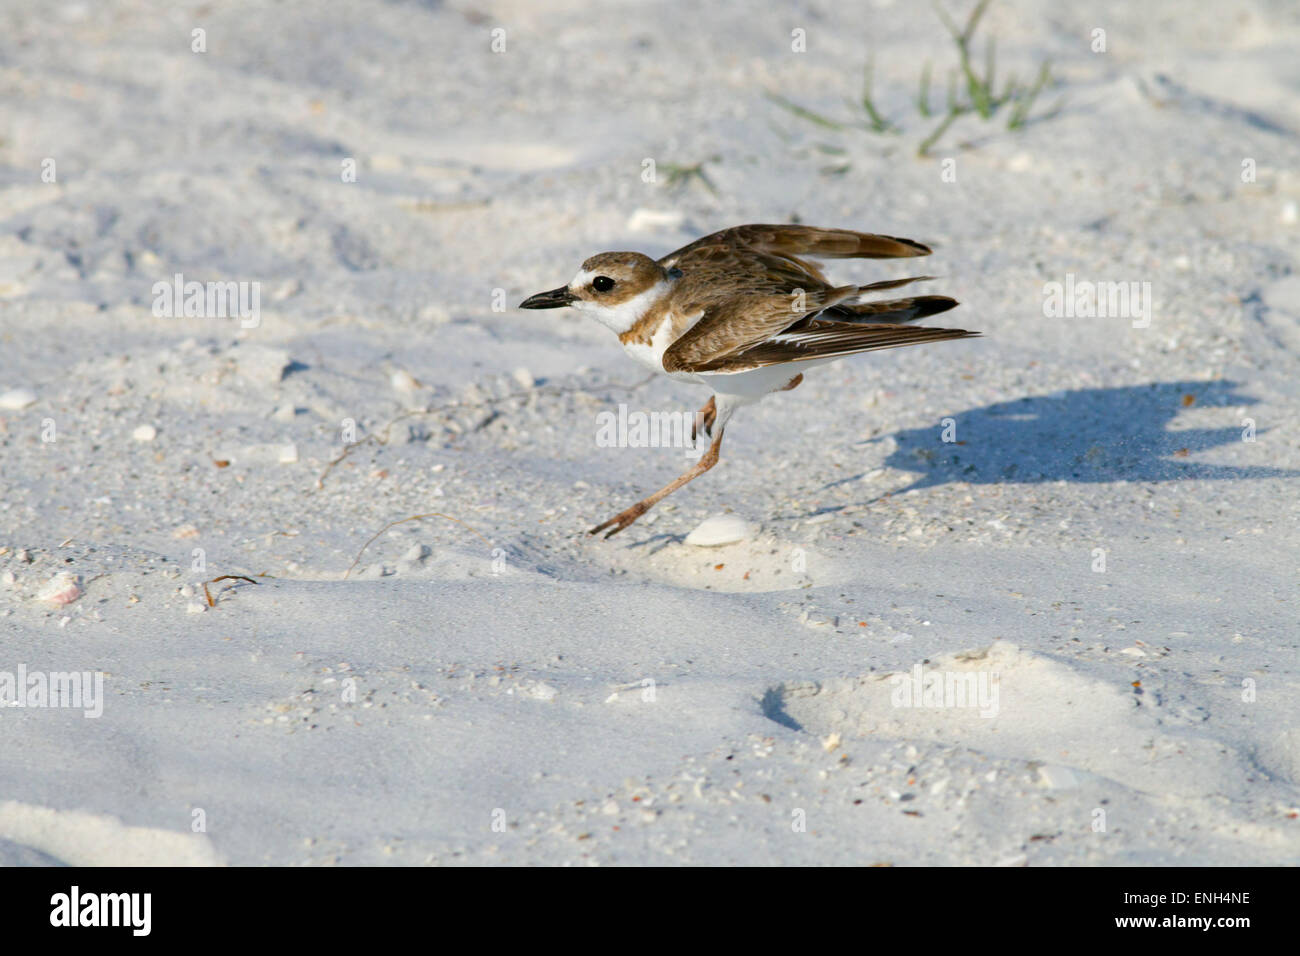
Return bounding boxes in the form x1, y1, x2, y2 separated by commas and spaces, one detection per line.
569, 268, 598, 289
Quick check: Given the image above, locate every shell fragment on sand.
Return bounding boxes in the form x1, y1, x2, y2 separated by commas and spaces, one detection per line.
37, 573, 81, 606
684, 514, 754, 547
0, 389, 37, 410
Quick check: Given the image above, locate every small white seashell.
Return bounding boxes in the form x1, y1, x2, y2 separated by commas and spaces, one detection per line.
37, 573, 81, 606
684, 513, 754, 547
0, 388, 37, 410
132, 424, 157, 442
512, 367, 535, 389
389, 369, 422, 394
277, 444, 298, 464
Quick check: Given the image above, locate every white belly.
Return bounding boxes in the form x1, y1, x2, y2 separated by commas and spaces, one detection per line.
702, 357, 837, 399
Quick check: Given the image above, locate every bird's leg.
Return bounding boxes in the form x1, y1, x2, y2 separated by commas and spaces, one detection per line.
691, 395, 717, 441
779, 372, 803, 391
589, 427, 726, 539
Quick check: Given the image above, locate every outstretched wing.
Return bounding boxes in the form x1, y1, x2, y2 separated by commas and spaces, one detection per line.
659, 224, 932, 274
688, 321, 980, 374
659, 224, 954, 374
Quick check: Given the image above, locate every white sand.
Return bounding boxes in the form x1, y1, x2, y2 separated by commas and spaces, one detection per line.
1, 0, 1298, 865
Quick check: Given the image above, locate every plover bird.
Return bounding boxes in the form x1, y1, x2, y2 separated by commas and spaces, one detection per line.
520, 224, 978, 537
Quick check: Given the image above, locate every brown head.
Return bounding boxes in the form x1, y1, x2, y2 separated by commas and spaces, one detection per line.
519, 252, 675, 334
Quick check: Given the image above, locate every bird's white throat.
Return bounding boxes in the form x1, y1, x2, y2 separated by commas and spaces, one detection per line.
571, 278, 671, 336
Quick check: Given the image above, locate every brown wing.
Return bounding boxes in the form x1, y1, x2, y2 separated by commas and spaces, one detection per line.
659, 224, 932, 272
663, 285, 861, 373
659, 225, 944, 373
690, 321, 980, 374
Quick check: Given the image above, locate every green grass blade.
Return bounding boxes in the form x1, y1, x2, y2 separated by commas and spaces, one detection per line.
764, 91, 847, 131
860, 60, 895, 132
1008, 61, 1051, 129
962, 0, 993, 45
918, 109, 960, 157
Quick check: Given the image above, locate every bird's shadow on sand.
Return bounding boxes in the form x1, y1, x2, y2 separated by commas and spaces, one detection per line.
808, 379, 1294, 509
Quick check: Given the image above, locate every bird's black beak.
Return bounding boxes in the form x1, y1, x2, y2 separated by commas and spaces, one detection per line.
519, 286, 575, 310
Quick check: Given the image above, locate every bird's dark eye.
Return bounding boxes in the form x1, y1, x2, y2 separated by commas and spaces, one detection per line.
592, 276, 615, 293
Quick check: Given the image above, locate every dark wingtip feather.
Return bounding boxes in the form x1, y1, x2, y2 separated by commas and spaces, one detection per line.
828, 294, 960, 325
878, 234, 932, 256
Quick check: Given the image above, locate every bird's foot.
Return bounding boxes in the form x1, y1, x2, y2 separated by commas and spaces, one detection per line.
588, 501, 651, 539
691, 396, 717, 441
